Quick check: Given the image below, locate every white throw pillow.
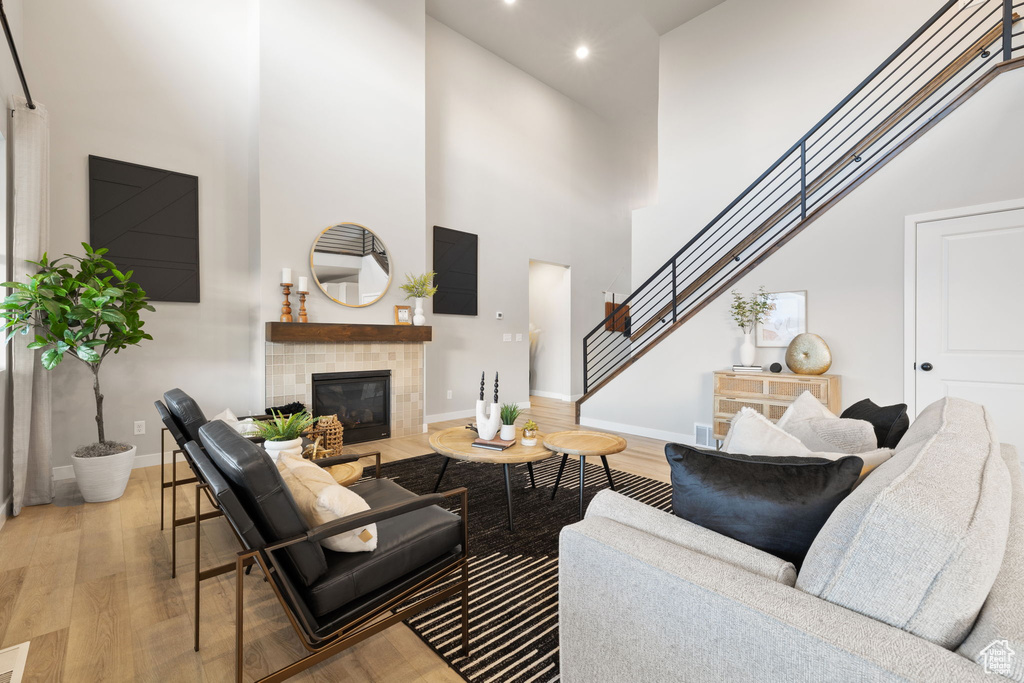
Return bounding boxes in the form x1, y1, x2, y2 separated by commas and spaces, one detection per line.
276, 454, 378, 553
722, 407, 809, 457
777, 391, 877, 454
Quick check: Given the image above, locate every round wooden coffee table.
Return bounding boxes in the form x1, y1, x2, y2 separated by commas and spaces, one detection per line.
429, 426, 552, 532
543, 431, 627, 519
328, 462, 363, 486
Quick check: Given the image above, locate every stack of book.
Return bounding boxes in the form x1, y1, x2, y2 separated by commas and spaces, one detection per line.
472, 436, 516, 451
731, 365, 763, 373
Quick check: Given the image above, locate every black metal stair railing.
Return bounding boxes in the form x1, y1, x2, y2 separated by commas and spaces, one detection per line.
581, 0, 1023, 397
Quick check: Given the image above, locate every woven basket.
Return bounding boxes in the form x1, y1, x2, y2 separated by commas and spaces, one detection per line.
304, 415, 344, 459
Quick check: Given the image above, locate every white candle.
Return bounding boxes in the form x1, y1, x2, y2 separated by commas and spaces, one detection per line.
281, 267, 292, 284
298, 276, 308, 292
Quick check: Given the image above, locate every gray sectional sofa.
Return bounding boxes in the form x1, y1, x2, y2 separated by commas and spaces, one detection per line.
559, 397, 1022, 681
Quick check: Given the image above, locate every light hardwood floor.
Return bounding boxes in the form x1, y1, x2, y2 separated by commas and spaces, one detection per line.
0, 397, 670, 682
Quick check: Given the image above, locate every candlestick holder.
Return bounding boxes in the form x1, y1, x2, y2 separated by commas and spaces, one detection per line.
280, 283, 294, 322
298, 291, 309, 323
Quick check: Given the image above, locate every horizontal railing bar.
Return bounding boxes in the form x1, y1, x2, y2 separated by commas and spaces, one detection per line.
806, 3, 1001, 177
808, 0, 992, 151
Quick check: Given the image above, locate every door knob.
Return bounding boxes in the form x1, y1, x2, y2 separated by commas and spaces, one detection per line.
920, 362, 933, 372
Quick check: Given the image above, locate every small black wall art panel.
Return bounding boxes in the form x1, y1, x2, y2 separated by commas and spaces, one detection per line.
88, 155, 200, 302
433, 225, 478, 316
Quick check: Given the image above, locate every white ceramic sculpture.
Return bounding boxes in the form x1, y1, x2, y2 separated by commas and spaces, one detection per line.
475, 371, 502, 440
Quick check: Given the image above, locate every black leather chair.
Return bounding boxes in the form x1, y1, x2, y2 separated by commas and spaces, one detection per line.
157, 388, 383, 577
190, 421, 469, 682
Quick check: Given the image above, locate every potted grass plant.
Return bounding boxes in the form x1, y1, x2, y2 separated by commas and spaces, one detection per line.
729, 286, 775, 367
399, 272, 438, 326
1, 244, 155, 502
254, 410, 318, 462
499, 402, 521, 441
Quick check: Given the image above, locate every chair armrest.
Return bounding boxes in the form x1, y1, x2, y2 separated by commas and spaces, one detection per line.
267, 487, 468, 549
313, 450, 382, 474
559, 516, 988, 683
585, 490, 795, 584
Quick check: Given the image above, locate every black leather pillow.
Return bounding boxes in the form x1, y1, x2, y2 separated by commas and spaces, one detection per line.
665, 444, 863, 565
841, 399, 910, 449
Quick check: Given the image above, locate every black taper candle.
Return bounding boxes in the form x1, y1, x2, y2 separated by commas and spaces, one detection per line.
493, 372, 499, 403
479, 371, 485, 401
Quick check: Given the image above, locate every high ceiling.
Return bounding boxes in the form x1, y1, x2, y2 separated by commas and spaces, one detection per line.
425, 0, 725, 131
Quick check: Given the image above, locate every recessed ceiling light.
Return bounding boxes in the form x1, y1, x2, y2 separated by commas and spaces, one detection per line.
504, 0, 515, 4
575, 45, 590, 60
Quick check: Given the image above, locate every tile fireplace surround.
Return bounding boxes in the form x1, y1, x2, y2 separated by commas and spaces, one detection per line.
265, 341, 424, 437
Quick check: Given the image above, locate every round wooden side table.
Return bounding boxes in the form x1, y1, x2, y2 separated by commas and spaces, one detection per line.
328, 462, 364, 487
543, 431, 627, 519
428, 426, 553, 532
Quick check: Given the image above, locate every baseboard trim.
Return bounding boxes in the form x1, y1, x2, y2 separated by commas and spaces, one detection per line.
578, 416, 695, 445
52, 450, 182, 481
426, 401, 530, 426
530, 390, 572, 402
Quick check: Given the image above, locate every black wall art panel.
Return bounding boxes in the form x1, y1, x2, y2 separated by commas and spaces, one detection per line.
88, 155, 200, 302
433, 225, 477, 316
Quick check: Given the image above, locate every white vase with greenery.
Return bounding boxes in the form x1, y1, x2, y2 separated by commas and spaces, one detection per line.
254, 411, 317, 463
400, 272, 438, 326
730, 287, 776, 367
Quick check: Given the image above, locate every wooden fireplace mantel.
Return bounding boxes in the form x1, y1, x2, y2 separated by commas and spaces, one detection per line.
265, 322, 432, 343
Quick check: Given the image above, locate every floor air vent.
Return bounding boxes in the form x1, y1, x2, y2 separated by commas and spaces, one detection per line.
695, 423, 714, 448
0, 641, 30, 683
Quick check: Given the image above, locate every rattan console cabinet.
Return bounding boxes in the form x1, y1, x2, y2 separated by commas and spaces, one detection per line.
712, 371, 842, 442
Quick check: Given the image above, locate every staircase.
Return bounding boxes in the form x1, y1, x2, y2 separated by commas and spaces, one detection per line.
577, 0, 1024, 419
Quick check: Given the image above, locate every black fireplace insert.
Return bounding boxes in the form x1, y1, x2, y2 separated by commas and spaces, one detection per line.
311, 370, 391, 444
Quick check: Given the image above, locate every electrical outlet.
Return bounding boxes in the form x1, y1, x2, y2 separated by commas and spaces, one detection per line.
502, 333, 512, 342
446, 389, 453, 399
134, 420, 146, 436
515, 333, 523, 342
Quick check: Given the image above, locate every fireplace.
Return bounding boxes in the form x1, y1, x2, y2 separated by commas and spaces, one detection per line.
311, 370, 391, 444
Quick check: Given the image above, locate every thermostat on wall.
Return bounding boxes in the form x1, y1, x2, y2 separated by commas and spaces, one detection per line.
496, 312, 503, 320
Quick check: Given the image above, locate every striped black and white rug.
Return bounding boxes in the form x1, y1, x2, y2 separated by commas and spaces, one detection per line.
367, 453, 672, 683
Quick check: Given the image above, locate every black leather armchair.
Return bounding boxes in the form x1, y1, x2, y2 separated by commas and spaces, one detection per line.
189, 421, 470, 683
156, 388, 382, 577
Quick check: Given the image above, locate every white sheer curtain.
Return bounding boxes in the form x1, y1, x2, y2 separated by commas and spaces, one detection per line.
10, 95, 52, 514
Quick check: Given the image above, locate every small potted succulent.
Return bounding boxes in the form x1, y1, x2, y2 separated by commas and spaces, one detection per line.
521, 419, 539, 447
254, 410, 318, 462
499, 402, 521, 441
399, 272, 438, 326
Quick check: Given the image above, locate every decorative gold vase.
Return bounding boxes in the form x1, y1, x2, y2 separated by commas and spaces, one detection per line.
786, 333, 832, 375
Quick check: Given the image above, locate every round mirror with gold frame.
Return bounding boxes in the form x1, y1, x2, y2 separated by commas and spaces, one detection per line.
310, 223, 392, 307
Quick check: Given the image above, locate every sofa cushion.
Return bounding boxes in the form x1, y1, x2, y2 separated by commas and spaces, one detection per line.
777, 392, 877, 454
665, 443, 863, 565
841, 398, 910, 449
199, 420, 328, 586
303, 478, 463, 617
796, 398, 1012, 650
957, 444, 1024, 681
276, 454, 378, 553
722, 407, 807, 456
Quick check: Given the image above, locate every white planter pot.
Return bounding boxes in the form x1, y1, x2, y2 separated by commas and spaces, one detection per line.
739, 331, 756, 367
521, 432, 538, 447
413, 297, 426, 326
500, 424, 517, 441
263, 437, 303, 463
72, 444, 136, 503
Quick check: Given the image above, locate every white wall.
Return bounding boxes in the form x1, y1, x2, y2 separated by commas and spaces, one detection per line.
425, 18, 632, 420
583, 30, 1024, 440
529, 261, 571, 400
23, 0, 259, 466
257, 0, 426, 325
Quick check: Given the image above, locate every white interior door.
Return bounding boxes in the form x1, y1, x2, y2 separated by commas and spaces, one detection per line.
916, 207, 1024, 454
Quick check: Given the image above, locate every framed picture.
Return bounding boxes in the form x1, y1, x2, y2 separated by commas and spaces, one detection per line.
756, 291, 807, 347
394, 305, 412, 325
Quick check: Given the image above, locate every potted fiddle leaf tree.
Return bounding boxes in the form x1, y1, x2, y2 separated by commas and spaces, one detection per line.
2, 243, 155, 502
